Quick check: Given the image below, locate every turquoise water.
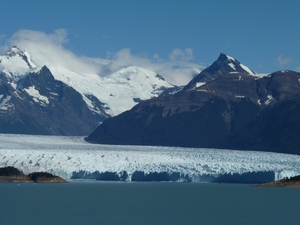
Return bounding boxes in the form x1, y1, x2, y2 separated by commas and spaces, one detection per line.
0, 181, 299, 225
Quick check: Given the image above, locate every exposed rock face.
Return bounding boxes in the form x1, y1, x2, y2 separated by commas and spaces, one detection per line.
0, 166, 31, 182
0, 66, 108, 135
86, 55, 300, 155
225, 95, 300, 154
28, 172, 67, 183
0, 166, 67, 183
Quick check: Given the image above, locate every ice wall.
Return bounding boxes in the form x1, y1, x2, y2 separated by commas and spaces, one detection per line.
0, 134, 299, 183
70, 170, 276, 183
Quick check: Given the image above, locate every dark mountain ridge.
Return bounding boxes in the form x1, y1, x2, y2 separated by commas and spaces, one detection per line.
86, 54, 300, 154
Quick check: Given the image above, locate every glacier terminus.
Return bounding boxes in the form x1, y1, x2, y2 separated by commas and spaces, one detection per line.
0, 134, 299, 183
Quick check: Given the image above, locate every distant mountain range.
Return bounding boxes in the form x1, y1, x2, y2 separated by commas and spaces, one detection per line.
0, 46, 176, 135
86, 53, 300, 154
1, 46, 300, 154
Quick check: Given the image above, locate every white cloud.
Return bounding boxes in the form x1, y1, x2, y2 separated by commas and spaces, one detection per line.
0, 34, 8, 54
277, 54, 292, 67
2, 29, 204, 85
101, 48, 202, 85
6, 29, 103, 75
169, 48, 193, 61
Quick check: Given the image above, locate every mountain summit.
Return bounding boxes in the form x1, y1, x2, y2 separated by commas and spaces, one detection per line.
183, 53, 255, 90
0, 46, 36, 76
4, 46, 35, 68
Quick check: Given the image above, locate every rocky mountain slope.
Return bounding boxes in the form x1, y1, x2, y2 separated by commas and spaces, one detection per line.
86, 54, 300, 154
0, 46, 176, 135
225, 93, 300, 154
0, 65, 108, 135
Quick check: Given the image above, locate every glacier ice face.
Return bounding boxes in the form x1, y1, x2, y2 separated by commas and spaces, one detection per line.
0, 134, 299, 183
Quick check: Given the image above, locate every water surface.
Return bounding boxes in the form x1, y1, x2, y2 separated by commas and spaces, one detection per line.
0, 182, 299, 225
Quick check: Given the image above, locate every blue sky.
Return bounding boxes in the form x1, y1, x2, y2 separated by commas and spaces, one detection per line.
1, 0, 300, 85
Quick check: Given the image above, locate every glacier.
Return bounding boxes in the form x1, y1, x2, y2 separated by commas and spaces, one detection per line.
0, 134, 299, 183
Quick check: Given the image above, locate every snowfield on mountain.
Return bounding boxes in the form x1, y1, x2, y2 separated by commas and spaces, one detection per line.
0, 46, 176, 117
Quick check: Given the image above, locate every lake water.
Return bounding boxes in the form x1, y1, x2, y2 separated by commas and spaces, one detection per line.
0, 181, 299, 225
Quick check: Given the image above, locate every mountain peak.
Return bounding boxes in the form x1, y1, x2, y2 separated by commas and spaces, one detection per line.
215, 53, 254, 75
183, 53, 255, 90
5, 46, 24, 57
0, 46, 36, 75
218, 53, 236, 62
6, 46, 36, 69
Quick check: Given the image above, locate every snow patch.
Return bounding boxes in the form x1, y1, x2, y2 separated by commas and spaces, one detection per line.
196, 82, 206, 88
226, 55, 236, 61
265, 95, 273, 105
228, 63, 236, 70
0, 96, 12, 111
255, 73, 271, 79
281, 70, 289, 73
9, 82, 17, 90
23, 50, 36, 68
197, 89, 208, 92
24, 86, 49, 105
239, 63, 255, 75
82, 95, 105, 115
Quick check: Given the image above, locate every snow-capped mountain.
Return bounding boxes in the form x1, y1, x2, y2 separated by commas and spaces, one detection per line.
0, 66, 110, 135
0, 46, 36, 76
0, 46, 176, 135
183, 53, 256, 91
1, 46, 175, 116
48, 65, 176, 116
87, 53, 300, 154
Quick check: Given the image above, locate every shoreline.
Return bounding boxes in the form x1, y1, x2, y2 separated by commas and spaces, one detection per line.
0, 167, 67, 183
